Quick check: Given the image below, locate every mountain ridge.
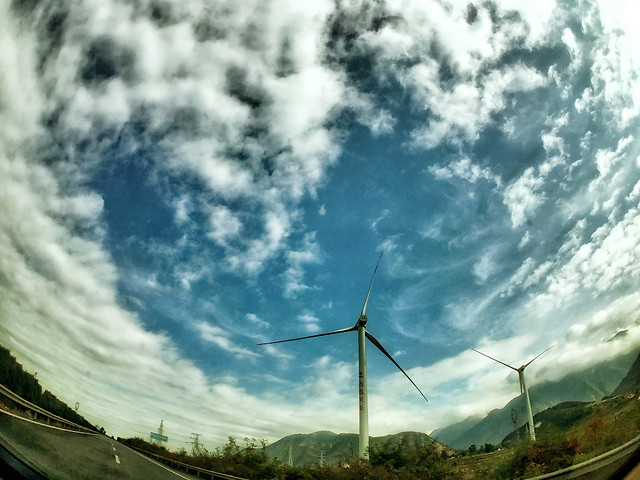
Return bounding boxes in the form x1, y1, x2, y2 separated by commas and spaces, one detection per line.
610, 351, 640, 396
430, 349, 637, 450
265, 430, 451, 466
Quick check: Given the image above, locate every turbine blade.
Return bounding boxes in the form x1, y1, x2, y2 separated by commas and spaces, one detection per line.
361, 252, 383, 317
257, 325, 357, 345
472, 349, 519, 372
365, 331, 428, 403
522, 345, 555, 369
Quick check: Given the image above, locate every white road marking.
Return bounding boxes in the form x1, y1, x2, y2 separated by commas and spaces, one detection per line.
128, 448, 194, 479
114, 455, 120, 464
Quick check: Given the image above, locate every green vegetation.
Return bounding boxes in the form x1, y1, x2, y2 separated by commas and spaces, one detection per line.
121, 436, 281, 479
265, 431, 451, 468
121, 435, 455, 480
497, 436, 579, 478
491, 389, 640, 479
504, 392, 640, 458
0, 345, 97, 431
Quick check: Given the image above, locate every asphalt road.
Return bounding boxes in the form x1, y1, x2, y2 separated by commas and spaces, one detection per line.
0, 411, 198, 480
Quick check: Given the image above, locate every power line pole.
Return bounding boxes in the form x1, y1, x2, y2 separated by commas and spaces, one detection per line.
190, 433, 203, 456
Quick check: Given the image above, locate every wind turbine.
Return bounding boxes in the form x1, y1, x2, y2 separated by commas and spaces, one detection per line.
472, 346, 554, 442
258, 253, 428, 459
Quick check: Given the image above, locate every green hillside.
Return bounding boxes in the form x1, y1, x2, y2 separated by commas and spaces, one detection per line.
503, 389, 640, 456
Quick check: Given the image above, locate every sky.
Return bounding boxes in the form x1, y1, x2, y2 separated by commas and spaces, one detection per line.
1, 0, 640, 451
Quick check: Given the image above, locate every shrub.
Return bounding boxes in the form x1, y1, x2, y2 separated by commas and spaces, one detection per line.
498, 437, 578, 479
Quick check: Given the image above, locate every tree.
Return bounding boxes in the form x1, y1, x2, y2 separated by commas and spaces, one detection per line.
368, 437, 453, 479
499, 437, 578, 478
480, 443, 496, 454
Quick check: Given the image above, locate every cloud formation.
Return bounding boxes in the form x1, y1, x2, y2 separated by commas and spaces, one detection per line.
1, 0, 639, 450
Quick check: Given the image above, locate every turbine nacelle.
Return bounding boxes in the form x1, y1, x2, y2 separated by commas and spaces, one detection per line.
356, 314, 368, 328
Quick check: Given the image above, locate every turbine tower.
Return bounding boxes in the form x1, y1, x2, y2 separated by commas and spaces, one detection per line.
258, 253, 428, 459
472, 346, 553, 442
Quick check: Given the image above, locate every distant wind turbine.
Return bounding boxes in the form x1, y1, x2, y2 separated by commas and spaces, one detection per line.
472, 346, 554, 442
258, 253, 428, 459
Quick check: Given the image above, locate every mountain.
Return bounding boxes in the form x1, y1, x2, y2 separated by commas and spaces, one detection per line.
502, 385, 640, 451
429, 415, 483, 449
265, 431, 452, 466
431, 350, 637, 450
609, 351, 640, 396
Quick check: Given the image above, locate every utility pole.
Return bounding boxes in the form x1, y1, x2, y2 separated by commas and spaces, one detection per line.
150, 420, 168, 445
190, 433, 203, 456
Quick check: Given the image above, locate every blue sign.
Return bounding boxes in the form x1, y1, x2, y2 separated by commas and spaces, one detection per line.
150, 432, 168, 442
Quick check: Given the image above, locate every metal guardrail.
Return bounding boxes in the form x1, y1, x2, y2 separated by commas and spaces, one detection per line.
0, 383, 96, 434
525, 432, 640, 480
126, 445, 249, 480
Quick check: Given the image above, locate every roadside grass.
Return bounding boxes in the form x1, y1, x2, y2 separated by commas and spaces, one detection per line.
449, 448, 514, 480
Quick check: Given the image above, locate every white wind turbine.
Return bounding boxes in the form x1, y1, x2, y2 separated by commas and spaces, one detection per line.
258, 253, 428, 459
472, 346, 554, 442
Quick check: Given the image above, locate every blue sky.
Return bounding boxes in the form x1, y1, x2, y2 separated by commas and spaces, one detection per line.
1, 0, 640, 450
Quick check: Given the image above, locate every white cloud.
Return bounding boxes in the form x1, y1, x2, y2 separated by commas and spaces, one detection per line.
26, 0, 350, 282
207, 205, 243, 247
503, 167, 546, 228
518, 231, 532, 249
473, 251, 498, 284
593, 0, 640, 126
595, 136, 631, 178
228, 208, 291, 275
570, 1, 640, 128
299, 313, 321, 333
179, 148, 254, 201
246, 313, 270, 329
0, 0, 360, 449
196, 321, 258, 360
409, 64, 547, 149
429, 156, 500, 186
174, 196, 190, 225
371, 209, 390, 233
283, 233, 322, 298
565, 292, 640, 344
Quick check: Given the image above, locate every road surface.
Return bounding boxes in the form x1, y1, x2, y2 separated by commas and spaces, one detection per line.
0, 410, 198, 479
